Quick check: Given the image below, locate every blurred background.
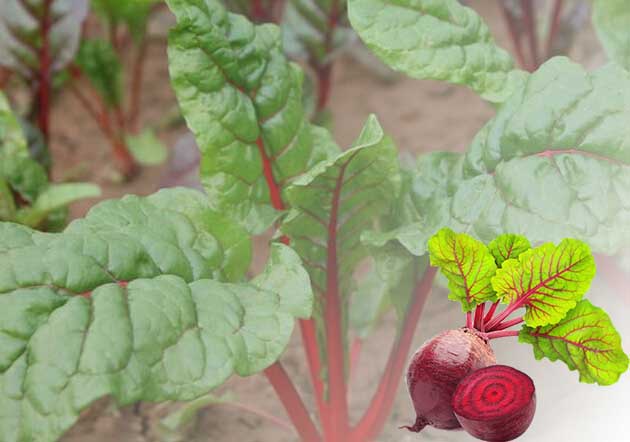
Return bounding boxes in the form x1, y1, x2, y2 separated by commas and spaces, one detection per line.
1, 0, 627, 441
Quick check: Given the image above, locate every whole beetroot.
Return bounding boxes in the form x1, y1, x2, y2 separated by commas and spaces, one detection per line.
403, 328, 496, 432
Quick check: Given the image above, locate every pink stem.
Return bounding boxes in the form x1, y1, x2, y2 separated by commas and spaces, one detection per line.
486, 330, 520, 340
483, 300, 500, 325
488, 316, 524, 332
466, 311, 473, 328
474, 304, 485, 330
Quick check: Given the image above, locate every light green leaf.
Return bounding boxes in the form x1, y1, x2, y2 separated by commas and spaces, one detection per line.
167, 0, 337, 233
126, 130, 168, 166
520, 300, 629, 385
428, 228, 497, 312
593, 0, 630, 71
0, 189, 311, 442
348, 0, 524, 102
410, 57, 630, 255
492, 238, 596, 327
488, 233, 531, 267
15, 183, 101, 228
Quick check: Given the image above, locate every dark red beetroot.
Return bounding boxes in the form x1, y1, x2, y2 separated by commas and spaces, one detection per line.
452, 365, 536, 442
403, 328, 496, 432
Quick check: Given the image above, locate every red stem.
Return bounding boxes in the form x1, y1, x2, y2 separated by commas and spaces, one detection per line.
486, 330, 520, 340
466, 311, 473, 328
498, 1, 530, 71
128, 37, 148, 133
488, 316, 524, 332
324, 158, 352, 440
256, 126, 328, 435
483, 300, 500, 325
545, 0, 564, 59
474, 304, 485, 330
520, 0, 540, 69
36, 0, 53, 145
315, 64, 333, 113
351, 267, 438, 442
264, 363, 321, 442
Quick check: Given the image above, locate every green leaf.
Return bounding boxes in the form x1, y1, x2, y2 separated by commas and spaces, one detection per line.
348, 0, 524, 102
0, 0, 88, 76
488, 233, 531, 267
0, 188, 311, 442
280, 115, 400, 377
282, 0, 352, 66
15, 183, 101, 228
0, 179, 16, 221
410, 57, 630, 255
492, 238, 596, 327
428, 228, 497, 312
519, 300, 629, 386
167, 0, 337, 233
593, 0, 630, 71
0, 93, 48, 204
75, 39, 123, 108
281, 115, 400, 295
126, 130, 168, 166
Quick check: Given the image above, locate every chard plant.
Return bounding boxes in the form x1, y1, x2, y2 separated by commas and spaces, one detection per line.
1, 1, 630, 442
68, 0, 167, 178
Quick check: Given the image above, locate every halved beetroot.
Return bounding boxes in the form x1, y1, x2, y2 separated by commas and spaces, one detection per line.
452, 364, 536, 441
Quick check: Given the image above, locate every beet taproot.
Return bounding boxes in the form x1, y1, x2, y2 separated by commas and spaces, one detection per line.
452, 364, 536, 441
403, 328, 496, 432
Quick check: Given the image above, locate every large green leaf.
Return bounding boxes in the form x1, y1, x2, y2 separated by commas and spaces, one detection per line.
410, 57, 630, 254
492, 239, 596, 327
348, 0, 524, 102
593, 0, 630, 71
520, 300, 629, 386
428, 228, 497, 312
0, 189, 311, 442
0, 0, 88, 76
167, 0, 337, 233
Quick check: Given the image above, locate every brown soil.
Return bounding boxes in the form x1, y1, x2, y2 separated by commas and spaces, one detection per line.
40, 1, 612, 442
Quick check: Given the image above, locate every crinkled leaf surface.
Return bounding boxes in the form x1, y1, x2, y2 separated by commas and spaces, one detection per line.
0, 0, 88, 76
520, 300, 629, 385
410, 57, 630, 255
0, 188, 312, 442
593, 0, 630, 71
428, 228, 497, 312
167, 0, 337, 233
492, 239, 596, 327
488, 233, 531, 267
348, 0, 523, 102
282, 0, 352, 66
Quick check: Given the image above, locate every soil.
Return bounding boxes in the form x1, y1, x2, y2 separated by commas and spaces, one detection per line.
34, 1, 625, 441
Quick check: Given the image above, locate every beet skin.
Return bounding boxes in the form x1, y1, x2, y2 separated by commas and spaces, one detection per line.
404, 328, 496, 432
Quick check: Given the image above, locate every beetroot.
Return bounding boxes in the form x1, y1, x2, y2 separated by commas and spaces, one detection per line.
452, 365, 536, 442
403, 328, 496, 432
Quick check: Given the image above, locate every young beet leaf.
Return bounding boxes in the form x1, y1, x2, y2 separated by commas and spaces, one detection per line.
452, 365, 536, 442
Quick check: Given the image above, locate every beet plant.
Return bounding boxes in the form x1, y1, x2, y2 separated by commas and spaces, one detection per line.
403, 229, 627, 440
1, 0, 630, 441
